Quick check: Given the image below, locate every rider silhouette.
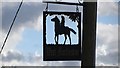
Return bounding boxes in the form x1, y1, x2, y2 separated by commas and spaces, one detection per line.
51, 15, 76, 45
61, 16, 65, 29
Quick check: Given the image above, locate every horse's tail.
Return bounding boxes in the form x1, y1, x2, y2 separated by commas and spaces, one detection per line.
69, 28, 76, 34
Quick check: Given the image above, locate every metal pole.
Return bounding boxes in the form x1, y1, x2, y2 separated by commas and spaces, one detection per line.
0, 0, 23, 54
81, 0, 97, 68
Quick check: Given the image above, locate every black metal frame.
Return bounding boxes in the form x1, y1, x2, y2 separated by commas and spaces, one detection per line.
43, 11, 81, 61
43, 1, 83, 6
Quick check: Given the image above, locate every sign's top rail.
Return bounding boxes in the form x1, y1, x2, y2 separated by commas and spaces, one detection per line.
43, 1, 83, 6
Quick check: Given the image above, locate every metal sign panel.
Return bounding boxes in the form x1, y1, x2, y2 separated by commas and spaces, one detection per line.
43, 11, 81, 61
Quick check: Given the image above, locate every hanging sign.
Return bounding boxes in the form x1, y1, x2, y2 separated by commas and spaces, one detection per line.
43, 11, 81, 61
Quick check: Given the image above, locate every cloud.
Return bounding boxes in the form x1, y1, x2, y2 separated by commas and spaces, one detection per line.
2, 2, 44, 32
97, 23, 118, 53
1, 2, 44, 53
1, 27, 24, 53
1, 50, 24, 62
98, 0, 118, 16
118, 25, 120, 67
96, 23, 118, 66
34, 16, 43, 31
1, 50, 45, 66
97, 51, 118, 66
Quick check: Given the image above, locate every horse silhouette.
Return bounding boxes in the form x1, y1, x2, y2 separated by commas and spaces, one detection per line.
51, 16, 76, 45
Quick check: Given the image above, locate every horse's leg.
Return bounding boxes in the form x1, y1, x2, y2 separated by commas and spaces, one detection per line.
54, 34, 57, 44
68, 34, 71, 45
64, 34, 67, 45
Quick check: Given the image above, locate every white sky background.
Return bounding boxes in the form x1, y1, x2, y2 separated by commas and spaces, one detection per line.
0, 0, 119, 67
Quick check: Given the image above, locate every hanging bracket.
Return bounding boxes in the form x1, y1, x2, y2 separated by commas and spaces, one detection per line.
43, 1, 83, 6
45, 3, 48, 11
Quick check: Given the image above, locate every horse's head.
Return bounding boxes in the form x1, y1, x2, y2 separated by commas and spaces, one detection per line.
51, 16, 60, 23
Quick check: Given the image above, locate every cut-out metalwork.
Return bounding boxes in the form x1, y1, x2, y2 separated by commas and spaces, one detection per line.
43, 11, 81, 61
